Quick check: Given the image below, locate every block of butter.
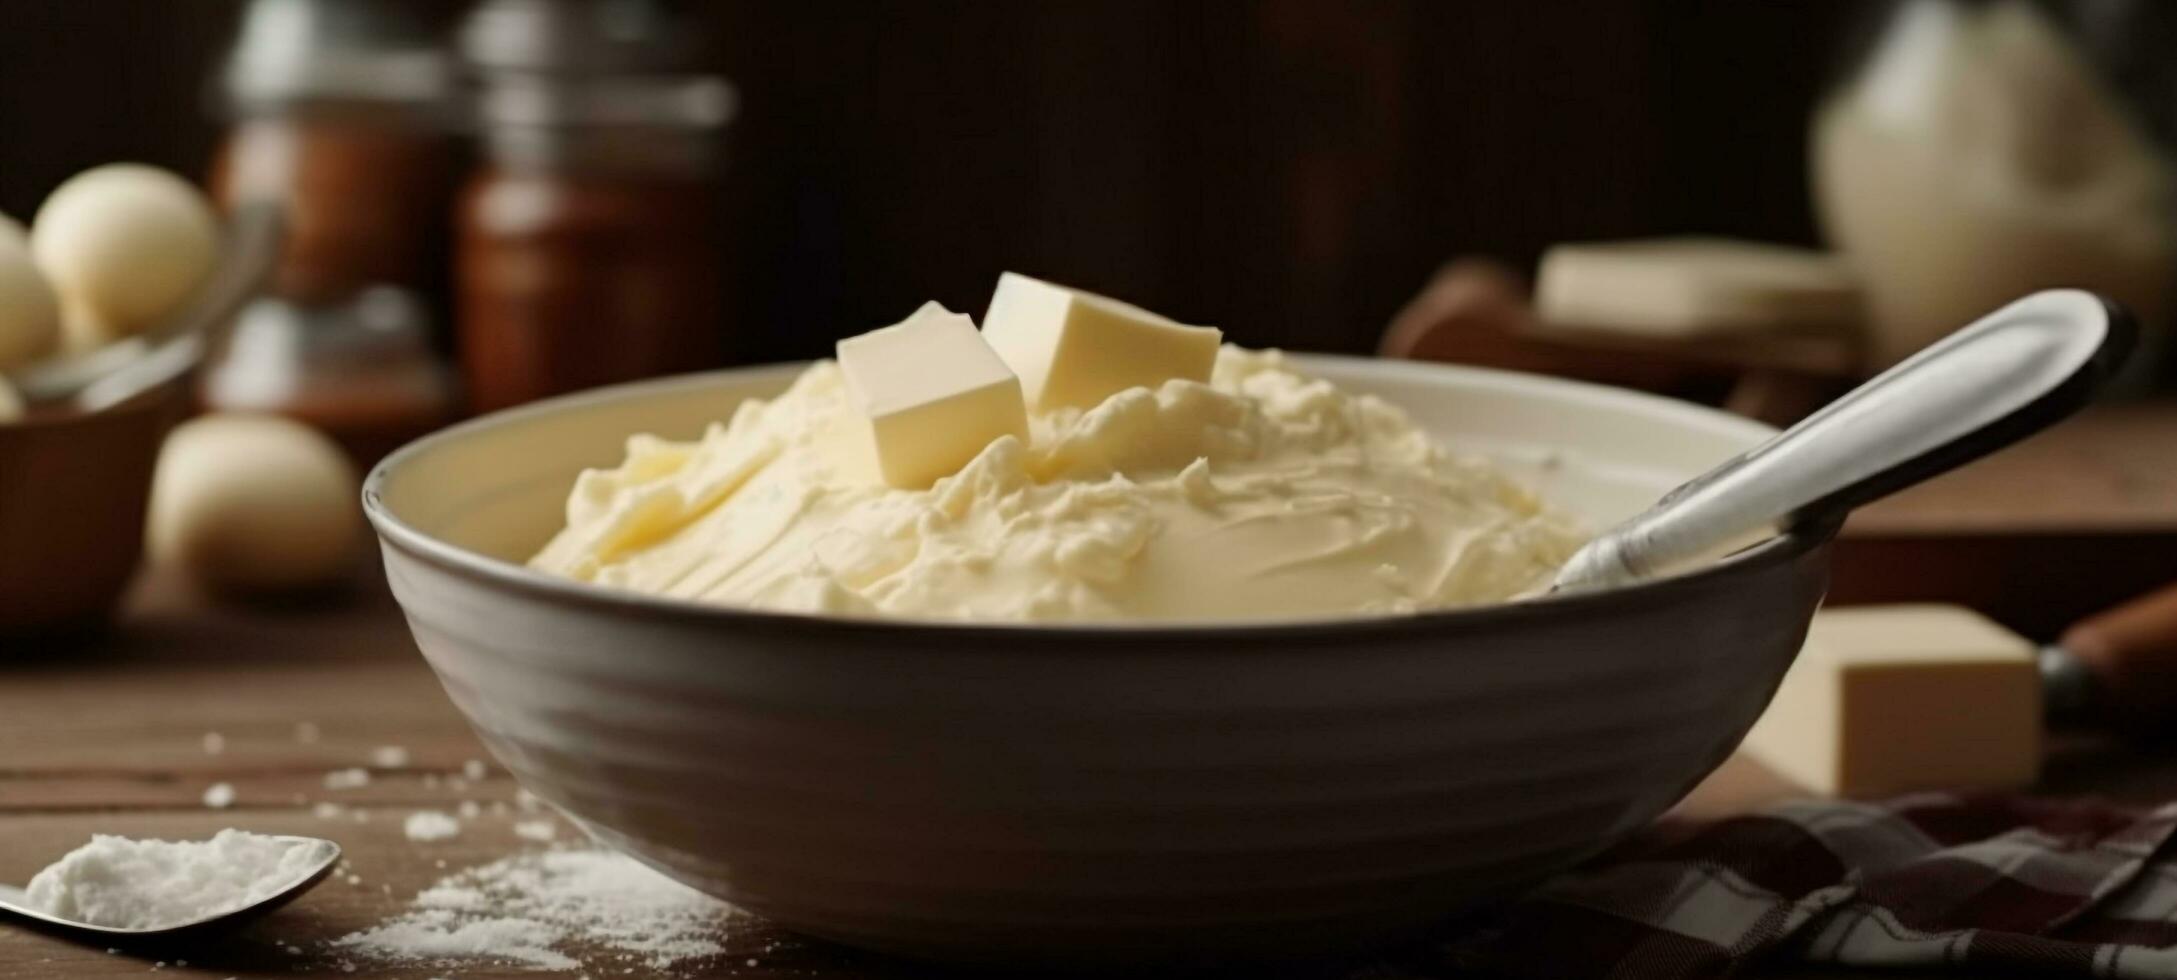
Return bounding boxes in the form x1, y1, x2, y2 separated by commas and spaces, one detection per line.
835, 302, 1029, 489
1535, 238, 1861, 338
1739, 604, 2040, 798
982, 272, 1222, 411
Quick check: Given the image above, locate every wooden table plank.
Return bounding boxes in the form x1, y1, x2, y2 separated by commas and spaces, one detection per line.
1848, 401, 2177, 536
1829, 402, 2177, 638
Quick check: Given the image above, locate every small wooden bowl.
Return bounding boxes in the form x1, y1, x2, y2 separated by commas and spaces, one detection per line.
0, 379, 187, 638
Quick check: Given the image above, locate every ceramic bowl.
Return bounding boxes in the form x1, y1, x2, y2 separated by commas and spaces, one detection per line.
0, 380, 186, 637
363, 355, 1829, 965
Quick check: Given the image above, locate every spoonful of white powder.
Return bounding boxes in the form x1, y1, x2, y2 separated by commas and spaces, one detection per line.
1, 829, 340, 937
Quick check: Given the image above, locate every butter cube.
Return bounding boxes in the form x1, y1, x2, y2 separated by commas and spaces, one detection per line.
1740, 605, 2040, 798
836, 303, 1029, 489
981, 272, 1223, 411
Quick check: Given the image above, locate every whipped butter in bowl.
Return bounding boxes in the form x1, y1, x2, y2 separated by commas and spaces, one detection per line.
363, 270, 1827, 965
530, 273, 1581, 623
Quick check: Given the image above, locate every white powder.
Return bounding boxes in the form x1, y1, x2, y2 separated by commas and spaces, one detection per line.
313, 802, 345, 820
202, 783, 235, 809
371, 746, 411, 768
512, 820, 556, 843
457, 800, 482, 820
462, 759, 489, 781
324, 768, 370, 790
201, 732, 225, 755
25, 830, 336, 930
334, 850, 730, 972
404, 811, 462, 843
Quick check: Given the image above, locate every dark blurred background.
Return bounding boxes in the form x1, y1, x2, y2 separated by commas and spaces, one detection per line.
0, 1, 1855, 360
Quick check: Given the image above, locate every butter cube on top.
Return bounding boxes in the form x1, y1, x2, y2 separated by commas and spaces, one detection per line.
1740, 604, 2040, 798
836, 302, 1029, 489
981, 272, 1223, 411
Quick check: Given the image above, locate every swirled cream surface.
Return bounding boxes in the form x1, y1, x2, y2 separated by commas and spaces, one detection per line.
530, 348, 1582, 622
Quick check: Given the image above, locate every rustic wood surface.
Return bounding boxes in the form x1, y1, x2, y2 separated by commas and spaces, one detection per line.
1830, 401, 2177, 639
2, 566, 2172, 979
1849, 401, 2177, 536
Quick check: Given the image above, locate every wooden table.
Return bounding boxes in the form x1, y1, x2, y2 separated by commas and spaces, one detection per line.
1833, 400, 2177, 638
3, 570, 2172, 979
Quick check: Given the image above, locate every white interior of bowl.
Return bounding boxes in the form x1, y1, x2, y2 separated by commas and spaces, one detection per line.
372, 355, 1779, 574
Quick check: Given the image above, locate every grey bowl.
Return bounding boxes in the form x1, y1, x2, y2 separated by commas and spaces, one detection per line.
363, 355, 1828, 965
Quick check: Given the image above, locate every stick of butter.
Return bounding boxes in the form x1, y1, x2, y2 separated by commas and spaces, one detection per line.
1739, 604, 2040, 798
1536, 238, 1860, 338
981, 272, 1222, 411
835, 302, 1029, 489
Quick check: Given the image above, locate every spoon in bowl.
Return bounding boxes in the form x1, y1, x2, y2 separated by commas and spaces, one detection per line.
1553, 288, 2136, 594
0, 834, 340, 941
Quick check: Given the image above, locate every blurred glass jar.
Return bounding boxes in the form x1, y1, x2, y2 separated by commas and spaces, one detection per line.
203, 0, 458, 460
204, 290, 452, 465
1814, 0, 2177, 381
456, 0, 734, 413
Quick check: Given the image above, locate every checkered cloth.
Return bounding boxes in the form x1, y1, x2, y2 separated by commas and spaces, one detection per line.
1441, 794, 2177, 979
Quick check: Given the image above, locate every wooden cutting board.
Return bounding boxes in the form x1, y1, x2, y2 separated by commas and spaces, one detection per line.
1831, 399, 2177, 638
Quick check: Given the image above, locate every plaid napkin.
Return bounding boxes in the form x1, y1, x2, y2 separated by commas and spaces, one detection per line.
1440, 794, 2177, 979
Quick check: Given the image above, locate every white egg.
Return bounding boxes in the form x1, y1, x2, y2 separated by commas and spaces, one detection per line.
0, 214, 60, 370
32, 163, 219, 347
149, 414, 361, 596
0, 375, 23, 423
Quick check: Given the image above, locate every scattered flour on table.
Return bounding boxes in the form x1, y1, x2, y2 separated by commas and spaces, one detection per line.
333, 849, 731, 973
24, 830, 335, 929
371, 745, 411, 768
404, 811, 462, 842
201, 783, 235, 809
324, 767, 371, 790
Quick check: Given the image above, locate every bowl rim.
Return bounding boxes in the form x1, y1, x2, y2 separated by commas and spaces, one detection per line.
363, 354, 1837, 641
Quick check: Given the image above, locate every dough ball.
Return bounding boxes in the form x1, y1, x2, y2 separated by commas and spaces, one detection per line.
58, 298, 122, 355
31, 164, 219, 344
149, 414, 361, 596
0, 375, 22, 423
0, 213, 60, 370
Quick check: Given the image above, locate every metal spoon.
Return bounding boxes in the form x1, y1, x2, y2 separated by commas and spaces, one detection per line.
0, 835, 339, 939
1553, 288, 2136, 594
5, 200, 285, 412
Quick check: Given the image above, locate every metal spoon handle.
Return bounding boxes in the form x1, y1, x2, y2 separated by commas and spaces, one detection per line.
1553, 289, 2136, 593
